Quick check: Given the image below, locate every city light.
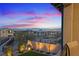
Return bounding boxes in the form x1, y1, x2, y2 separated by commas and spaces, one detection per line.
28, 47, 31, 51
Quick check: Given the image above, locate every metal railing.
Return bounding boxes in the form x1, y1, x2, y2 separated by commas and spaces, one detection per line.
61, 44, 70, 56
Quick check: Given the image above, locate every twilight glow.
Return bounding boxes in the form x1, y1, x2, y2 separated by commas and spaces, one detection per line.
0, 3, 61, 29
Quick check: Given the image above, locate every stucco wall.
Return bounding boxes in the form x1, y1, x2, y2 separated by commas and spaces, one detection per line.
27, 40, 60, 53
64, 3, 79, 55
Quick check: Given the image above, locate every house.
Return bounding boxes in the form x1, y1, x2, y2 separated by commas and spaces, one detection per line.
27, 40, 61, 55
0, 28, 14, 38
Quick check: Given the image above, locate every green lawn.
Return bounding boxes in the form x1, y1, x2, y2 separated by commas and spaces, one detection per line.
20, 51, 47, 56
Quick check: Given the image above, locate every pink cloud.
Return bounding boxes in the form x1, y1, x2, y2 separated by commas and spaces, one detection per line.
3, 10, 61, 17
2, 24, 35, 28
17, 17, 46, 23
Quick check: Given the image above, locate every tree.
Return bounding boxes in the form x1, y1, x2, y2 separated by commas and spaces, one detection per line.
5, 46, 13, 56
18, 42, 26, 53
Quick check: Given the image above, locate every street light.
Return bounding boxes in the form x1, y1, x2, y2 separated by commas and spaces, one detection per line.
28, 47, 31, 51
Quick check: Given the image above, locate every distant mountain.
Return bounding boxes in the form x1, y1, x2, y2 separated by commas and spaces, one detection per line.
0, 27, 61, 31
10, 28, 61, 31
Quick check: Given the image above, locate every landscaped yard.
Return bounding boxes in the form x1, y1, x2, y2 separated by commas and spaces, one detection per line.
20, 51, 47, 56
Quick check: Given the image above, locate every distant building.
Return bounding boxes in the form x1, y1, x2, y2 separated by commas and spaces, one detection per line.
0, 28, 14, 38
27, 30, 61, 39
26, 30, 61, 55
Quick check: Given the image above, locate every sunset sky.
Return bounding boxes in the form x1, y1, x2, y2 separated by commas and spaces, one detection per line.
0, 3, 61, 29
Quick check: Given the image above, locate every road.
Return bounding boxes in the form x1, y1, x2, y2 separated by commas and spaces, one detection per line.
0, 36, 14, 55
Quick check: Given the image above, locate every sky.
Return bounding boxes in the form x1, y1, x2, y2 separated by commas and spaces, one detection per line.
0, 3, 61, 29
